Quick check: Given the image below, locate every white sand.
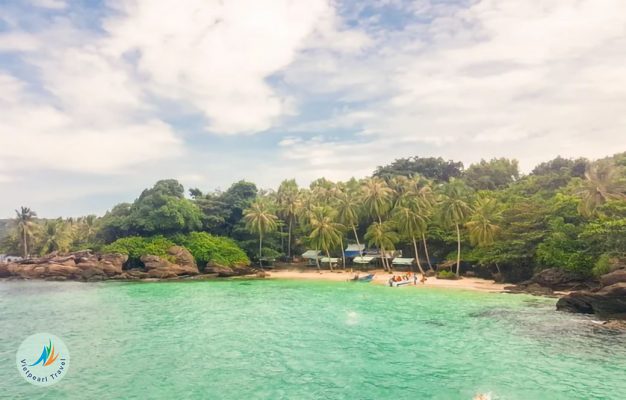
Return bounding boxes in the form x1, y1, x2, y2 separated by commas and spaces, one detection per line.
265, 268, 506, 292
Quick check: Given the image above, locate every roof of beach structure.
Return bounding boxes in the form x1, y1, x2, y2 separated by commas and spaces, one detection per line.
353, 255, 376, 264
392, 257, 414, 265
301, 250, 321, 259
345, 244, 365, 251
320, 257, 339, 263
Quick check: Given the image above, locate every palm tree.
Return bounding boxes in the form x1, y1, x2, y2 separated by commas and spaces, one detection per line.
364, 221, 399, 272
576, 160, 626, 216
14, 206, 37, 258
361, 178, 394, 270
335, 188, 363, 255
243, 199, 278, 269
439, 178, 472, 277
308, 206, 344, 272
40, 218, 71, 255
466, 196, 502, 275
393, 205, 427, 276
407, 175, 437, 270
276, 179, 301, 260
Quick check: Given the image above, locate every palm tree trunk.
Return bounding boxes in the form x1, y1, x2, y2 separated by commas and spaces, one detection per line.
380, 245, 389, 272
287, 217, 293, 261
422, 233, 433, 270
325, 248, 333, 272
412, 237, 425, 276
315, 248, 321, 273
23, 229, 28, 258
455, 223, 461, 277
259, 232, 264, 271
340, 237, 346, 271
495, 262, 502, 280
351, 224, 362, 249
280, 224, 284, 255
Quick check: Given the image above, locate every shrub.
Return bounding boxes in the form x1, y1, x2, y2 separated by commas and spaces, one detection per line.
102, 236, 176, 268
436, 270, 459, 280
173, 232, 249, 269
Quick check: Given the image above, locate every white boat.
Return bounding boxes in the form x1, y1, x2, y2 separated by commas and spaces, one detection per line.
388, 276, 416, 287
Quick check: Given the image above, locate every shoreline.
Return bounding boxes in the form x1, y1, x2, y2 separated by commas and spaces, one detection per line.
264, 268, 507, 293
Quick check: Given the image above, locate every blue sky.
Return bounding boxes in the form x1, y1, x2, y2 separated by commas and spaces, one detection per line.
1, 0, 626, 217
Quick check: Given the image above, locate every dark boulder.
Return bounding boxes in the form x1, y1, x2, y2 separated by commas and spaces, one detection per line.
506, 267, 597, 294
556, 283, 626, 317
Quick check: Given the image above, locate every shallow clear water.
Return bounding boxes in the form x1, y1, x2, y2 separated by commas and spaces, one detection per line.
0, 279, 624, 399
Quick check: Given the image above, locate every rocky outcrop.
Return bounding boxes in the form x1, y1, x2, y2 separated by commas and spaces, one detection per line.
557, 282, 626, 317
2, 251, 127, 281
140, 246, 199, 278
599, 269, 626, 287
204, 262, 254, 277
505, 267, 597, 295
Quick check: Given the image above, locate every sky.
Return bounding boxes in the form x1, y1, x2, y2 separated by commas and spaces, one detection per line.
1, 0, 625, 218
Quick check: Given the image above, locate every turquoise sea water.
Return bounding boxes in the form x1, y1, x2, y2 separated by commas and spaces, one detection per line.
0, 279, 624, 399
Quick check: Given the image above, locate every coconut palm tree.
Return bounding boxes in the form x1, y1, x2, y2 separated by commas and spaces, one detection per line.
466, 196, 502, 275
439, 178, 472, 277
364, 221, 399, 273
40, 218, 71, 255
308, 206, 344, 272
14, 206, 37, 258
407, 175, 437, 270
276, 179, 301, 260
361, 178, 394, 270
243, 199, 278, 269
393, 205, 427, 276
576, 160, 626, 217
335, 188, 363, 254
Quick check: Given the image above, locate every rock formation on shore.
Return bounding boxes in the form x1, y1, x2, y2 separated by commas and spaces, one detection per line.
557, 269, 626, 318
0, 251, 127, 281
0, 246, 253, 281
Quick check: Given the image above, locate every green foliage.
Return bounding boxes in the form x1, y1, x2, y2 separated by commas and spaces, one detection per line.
592, 254, 612, 278
102, 236, 176, 267
173, 232, 249, 269
436, 270, 458, 280
99, 180, 203, 242
374, 156, 463, 182
464, 158, 519, 190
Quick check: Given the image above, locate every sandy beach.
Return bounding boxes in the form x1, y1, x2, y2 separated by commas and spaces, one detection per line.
266, 268, 506, 292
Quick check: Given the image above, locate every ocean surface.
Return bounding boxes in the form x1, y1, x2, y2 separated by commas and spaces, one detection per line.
0, 279, 624, 399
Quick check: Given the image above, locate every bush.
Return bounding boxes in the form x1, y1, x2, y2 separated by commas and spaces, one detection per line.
436, 270, 459, 280
173, 232, 249, 269
102, 236, 176, 268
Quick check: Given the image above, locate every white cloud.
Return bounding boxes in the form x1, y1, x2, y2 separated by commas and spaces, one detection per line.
280, 0, 626, 173
101, 0, 348, 134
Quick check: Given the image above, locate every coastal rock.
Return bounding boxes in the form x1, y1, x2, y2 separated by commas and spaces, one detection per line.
556, 283, 626, 317
141, 246, 199, 278
600, 269, 626, 287
507, 267, 596, 294
205, 262, 254, 277
2, 251, 128, 280
0, 262, 11, 277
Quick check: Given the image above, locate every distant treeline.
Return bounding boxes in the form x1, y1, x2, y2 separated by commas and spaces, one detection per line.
2, 153, 625, 281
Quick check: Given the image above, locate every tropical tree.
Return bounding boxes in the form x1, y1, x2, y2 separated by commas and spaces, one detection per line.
308, 206, 344, 272
576, 160, 626, 217
393, 205, 427, 276
364, 221, 399, 272
361, 178, 394, 270
276, 179, 301, 260
439, 178, 472, 276
466, 196, 502, 275
40, 218, 72, 255
243, 198, 278, 269
14, 206, 37, 258
335, 187, 363, 253
405, 175, 437, 270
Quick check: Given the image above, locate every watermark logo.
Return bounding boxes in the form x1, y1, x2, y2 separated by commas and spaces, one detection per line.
16, 333, 70, 386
